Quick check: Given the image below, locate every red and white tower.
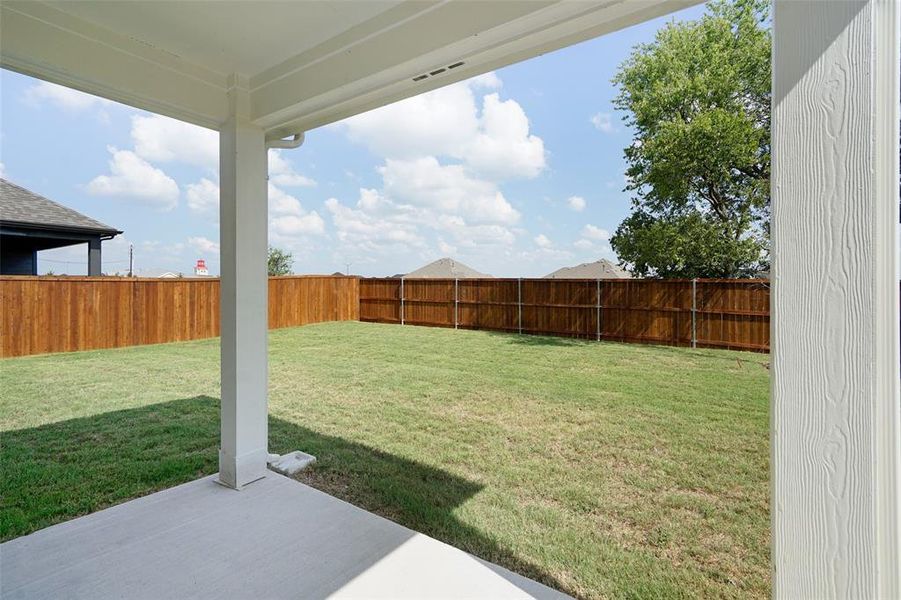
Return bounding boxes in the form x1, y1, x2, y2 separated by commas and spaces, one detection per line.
194, 259, 209, 276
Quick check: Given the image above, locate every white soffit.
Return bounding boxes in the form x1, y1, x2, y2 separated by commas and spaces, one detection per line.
43, 0, 406, 76
0, 0, 700, 135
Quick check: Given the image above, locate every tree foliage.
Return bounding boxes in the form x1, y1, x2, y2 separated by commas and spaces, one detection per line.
610, 0, 770, 278
267, 246, 294, 276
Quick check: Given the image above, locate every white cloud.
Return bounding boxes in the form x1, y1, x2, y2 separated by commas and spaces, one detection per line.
186, 178, 220, 215
573, 224, 615, 259
469, 72, 503, 90
325, 155, 521, 258
132, 240, 187, 266
24, 81, 113, 112
380, 157, 520, 225
0, 163, 5, 178
341, 73, 545, 180
590, 112, 615, 134
326, 197, 425, 250
183, 176, 325, 240
466, 93, 545, 180
87, 147, 179, 210
267, 183, 325, 238
438, 216, 516, 248
438, 239, 457, 255
518, 235, 574, 264
567, 196, 586, 212
582, 224, 610, 241
268, 183, 304, 216
188, 236, 220, 255
131, 114, 218, 170
270, 213, 325, 236
534, 234, 552, 248
269, 149, 316, 187
327, 71, 548, 262
342, 79, 480, 160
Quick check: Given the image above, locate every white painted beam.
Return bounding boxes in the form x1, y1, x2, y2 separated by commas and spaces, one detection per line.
772, 1, 900, 597
218, 74, 269, 490
0, 2, 228, 130
1, 0, 700, 138
251, 0, 701, 137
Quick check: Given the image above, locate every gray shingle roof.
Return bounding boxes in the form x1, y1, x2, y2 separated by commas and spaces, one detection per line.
0, 178, 121, 235
403, 258, 492, 278
544, 259, 631, 279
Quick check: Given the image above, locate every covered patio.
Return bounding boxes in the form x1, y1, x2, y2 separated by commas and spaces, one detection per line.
2, 473, 563, 599
1, 1, 898, 598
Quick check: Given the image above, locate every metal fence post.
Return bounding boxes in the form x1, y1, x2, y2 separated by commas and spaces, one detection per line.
691, 278, 697, 348
517, 278, 523, 334
400, 277, 405, 325
596, 279, 601, 342
454, 278, 458, 329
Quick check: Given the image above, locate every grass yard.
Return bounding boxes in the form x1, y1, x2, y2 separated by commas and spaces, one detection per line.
0, 321, 770, 599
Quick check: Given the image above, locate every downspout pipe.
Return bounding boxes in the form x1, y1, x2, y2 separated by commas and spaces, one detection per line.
265, 132, 305, 149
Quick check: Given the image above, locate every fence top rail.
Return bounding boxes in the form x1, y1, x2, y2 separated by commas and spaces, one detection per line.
361, 277, 770, 284
0, 275, 359, 283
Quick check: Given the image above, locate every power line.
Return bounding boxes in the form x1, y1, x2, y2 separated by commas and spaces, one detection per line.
40, 257, 129, 264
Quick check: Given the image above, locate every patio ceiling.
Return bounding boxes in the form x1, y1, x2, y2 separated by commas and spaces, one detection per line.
1, 0, 699, 137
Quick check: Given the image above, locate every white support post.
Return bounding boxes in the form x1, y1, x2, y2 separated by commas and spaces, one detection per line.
772, 2, 900, 597
218, 74, 269, 490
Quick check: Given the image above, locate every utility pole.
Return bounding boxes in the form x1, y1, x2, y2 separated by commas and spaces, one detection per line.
128, 244, 134, 277
345, 261, 351, 275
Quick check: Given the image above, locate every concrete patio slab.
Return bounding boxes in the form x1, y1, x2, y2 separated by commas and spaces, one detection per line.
0, 473, 568, 599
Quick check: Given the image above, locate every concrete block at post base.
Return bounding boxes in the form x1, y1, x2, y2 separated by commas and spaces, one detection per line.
268, 451, 317, 476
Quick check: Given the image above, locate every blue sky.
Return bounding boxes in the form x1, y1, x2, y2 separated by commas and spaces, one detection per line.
0, 4, 705, 278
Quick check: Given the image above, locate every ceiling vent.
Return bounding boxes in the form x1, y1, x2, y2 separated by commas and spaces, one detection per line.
412, 61, 465, 83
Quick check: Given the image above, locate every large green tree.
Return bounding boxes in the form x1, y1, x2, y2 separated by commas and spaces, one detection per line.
610, 0, 770, 278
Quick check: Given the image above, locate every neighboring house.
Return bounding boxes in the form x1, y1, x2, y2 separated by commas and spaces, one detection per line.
133, 269, 183, 278
402, 257, 491, 278
544, 259, 631, 279
121, 268, 216, 279
0, 178, 121, 276
111, 261, 215, 279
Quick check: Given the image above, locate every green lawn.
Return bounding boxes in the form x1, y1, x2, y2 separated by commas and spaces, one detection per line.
0, 321, 770, 599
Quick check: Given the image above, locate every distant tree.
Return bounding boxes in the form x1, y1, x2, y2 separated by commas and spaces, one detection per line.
610, 0, 770, 278
267, 246, 294, 276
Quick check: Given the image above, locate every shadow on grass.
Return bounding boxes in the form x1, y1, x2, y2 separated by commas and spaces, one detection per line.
486, 330, 770, 366
484, 331, 594, 347
1, 396, 569, 596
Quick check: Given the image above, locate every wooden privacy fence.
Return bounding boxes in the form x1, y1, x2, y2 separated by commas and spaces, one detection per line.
2, 275, 770, 357
0, 275, 359, 357
359, 278, 770, 352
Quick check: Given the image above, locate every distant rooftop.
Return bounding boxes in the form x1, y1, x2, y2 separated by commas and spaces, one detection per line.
402, 258, 491, 279
0, 178, 120, 235
544, 259, 631, 279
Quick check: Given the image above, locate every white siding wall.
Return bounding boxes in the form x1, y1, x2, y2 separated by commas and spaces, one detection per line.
771, 1, 900, 596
